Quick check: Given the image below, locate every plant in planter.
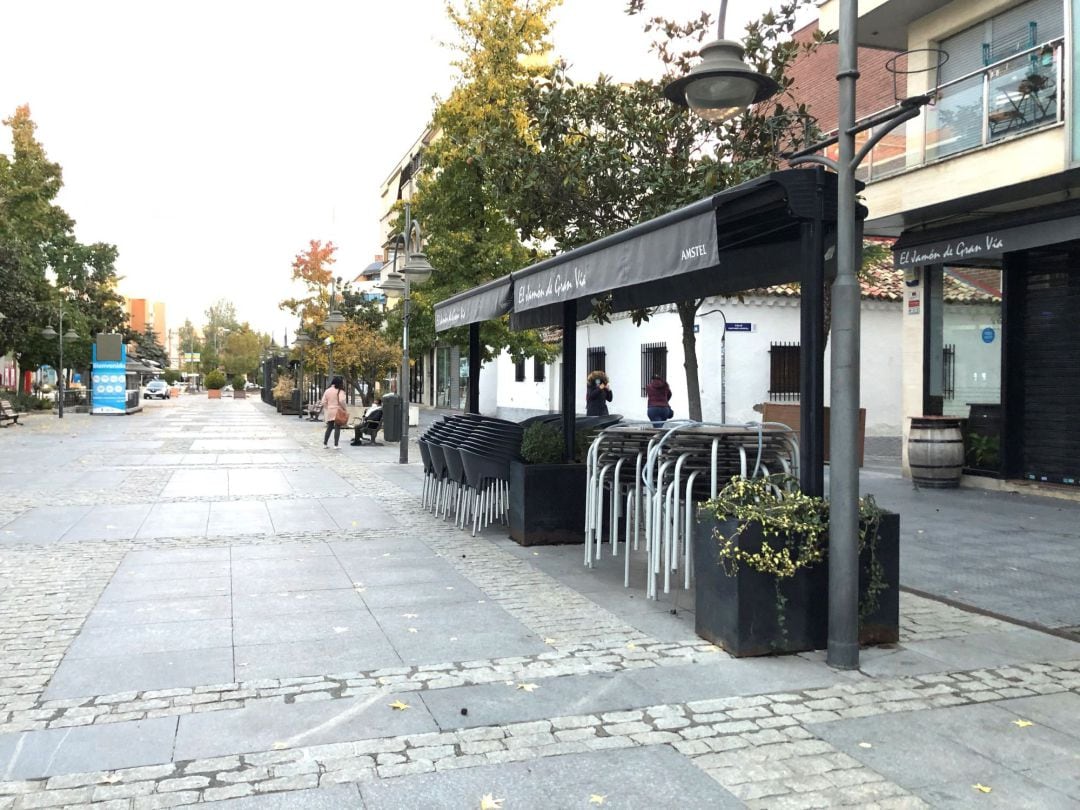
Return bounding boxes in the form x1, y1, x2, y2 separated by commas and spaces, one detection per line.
231, 374, 247, 399
272, 376, 294, 413
693, 474, 899, 657
509, 421, 597, 546
205, 370, 227, 399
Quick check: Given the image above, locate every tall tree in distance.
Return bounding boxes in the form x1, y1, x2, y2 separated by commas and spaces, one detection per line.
410, 0, 561, 368
135, 322, 168, 367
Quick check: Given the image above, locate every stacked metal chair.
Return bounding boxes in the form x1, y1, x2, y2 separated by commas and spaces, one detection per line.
585, 421, 799, 598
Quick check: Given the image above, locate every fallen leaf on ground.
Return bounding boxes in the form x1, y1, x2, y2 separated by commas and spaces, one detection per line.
100, 773, 122, 784
589, 795, 607, 805
402, 613, 419, 618
408, 627, 418, 634
390, 700, 410, 711
272, 741, 288, 750
972, 784, 992, 794
858, 742, 873, 749
479, 793, 504, 809
516, 682, 539, 692
544, 638, 557, 645
333, 627, 349, 633
626, 642, 637, 650
1012, 719, 1034, 728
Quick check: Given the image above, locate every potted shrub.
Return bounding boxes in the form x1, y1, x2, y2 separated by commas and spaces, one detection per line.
162, 368, 181, 397
231, 374, 247, 399
508, 421, 598, 546
693, 474, 899, 657
205, 370, 227, 399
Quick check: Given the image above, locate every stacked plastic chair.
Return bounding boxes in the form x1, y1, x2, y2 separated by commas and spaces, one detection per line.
418, 414, 524, 534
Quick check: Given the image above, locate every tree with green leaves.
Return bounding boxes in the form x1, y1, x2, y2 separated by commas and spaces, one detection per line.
480, 1, 819, 420
135, 323, 168, 368
408, 0, 561, 369
221, 326, 265, 378
0, 105, 126, 391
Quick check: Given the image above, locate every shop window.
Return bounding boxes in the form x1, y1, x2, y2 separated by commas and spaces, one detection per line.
533, 358, 546, 382
769, 342, 800, 401
514, 358, 526, 382
640, 342, 668, 396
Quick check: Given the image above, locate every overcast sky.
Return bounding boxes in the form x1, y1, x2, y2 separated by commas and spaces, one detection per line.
0, 1, 806, 346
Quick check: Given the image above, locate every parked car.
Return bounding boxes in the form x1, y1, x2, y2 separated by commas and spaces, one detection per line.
143, 379, 170, 400
244, 382, 259, 391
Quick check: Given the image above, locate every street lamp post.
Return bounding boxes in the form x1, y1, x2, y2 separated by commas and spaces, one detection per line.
377, 202, 434, 464
40, 310, 80, 419
664, 0, 925, 670
293, 330, 312, 420
322, 277, 345, 382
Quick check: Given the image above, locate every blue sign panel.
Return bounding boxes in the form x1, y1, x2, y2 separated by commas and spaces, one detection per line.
725, 322, 753, 332
92, 343, 128, 414
981, 327, 996, 344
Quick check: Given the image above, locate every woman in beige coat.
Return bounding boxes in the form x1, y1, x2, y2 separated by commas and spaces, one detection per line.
320, 376, 346, 448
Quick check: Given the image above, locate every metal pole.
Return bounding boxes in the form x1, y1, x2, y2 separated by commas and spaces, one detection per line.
327, 279, 336, 382
828, 0, 861, 670
58, 309, 65, 420
468, 323, 481, 414
297, 344, 304, 419
560, 301, 577, 462
399, 204, 412, 464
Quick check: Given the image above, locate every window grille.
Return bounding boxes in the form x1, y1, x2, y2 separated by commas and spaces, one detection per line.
533, 358, 546, 382
943, 344, 956, 400
514, 358, 526, 382
768, 342, 801, 401
640, 342, 668, 396
587, 347, 606, 375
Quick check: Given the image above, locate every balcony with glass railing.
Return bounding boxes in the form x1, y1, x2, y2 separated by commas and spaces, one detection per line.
821, 39, 1065, 183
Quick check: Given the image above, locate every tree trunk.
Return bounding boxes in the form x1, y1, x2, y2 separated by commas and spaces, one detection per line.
678, 300, 704, 421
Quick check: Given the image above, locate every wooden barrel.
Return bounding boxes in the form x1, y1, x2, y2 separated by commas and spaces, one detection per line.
908, 417, 965, 488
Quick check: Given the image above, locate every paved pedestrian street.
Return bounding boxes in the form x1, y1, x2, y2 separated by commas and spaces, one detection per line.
1, 397, 1079, 808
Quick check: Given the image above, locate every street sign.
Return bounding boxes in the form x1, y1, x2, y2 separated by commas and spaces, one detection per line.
725, 322, 753, 332
981, 327, 995, 344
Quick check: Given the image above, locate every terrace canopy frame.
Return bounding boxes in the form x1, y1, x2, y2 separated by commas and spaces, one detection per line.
433, 167, 858, 496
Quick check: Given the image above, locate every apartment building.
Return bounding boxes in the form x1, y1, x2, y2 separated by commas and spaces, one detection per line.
818, 0, 1077, 488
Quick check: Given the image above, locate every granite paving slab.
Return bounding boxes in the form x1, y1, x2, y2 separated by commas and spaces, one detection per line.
161, 469, 229, 498
338, 562, 476, 589
207, 500, 275, 536
318, 496, 400, 531
230, 541, 334, 561
265, 500, 338, 533
173, 692, 436, 760
59, 503, 153, 542
124, 547, 230, 565
99, 575, 231, 602
0, 716, 178, 779
136, 501, 211, 539
359, 745, 744, 809
230, 588, 366, 618
65, 617, 233, 659
357, 580, 488, 609
233, 635, 403, 681
904, 626, 1080, 670
113, 559, 232, 582
232, 608, 381, 645
0, 505, 94, 544
227, 469, 293, 497
82, 594, 233, 627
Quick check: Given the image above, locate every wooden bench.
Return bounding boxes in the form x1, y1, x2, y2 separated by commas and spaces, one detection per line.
0, 399, 28, 427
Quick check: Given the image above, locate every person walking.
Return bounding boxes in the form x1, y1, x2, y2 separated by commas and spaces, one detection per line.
585, 371, 612, 416
645, 372, 673, 427
320, 376, 347, 448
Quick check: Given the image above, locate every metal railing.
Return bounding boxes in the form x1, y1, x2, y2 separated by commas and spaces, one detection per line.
820, 39, 1064, 182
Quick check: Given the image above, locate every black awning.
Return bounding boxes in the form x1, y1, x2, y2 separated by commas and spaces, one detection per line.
434, 274, 513, 332
893, 212, 1080, 268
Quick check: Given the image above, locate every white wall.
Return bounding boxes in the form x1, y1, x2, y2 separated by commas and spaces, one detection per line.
490, 294, 905, 436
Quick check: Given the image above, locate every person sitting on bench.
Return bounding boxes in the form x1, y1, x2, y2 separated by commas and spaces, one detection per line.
350, 399, 383, 445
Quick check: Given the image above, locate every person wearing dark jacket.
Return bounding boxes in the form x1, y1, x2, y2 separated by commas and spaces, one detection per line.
645, 373, 672, 427
585, 373, 613, 416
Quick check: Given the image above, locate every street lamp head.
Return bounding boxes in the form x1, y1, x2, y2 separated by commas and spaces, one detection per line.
378, 271, 406, 300
402, 252, 434, 285
322, 309, 346, 335
663, 39, 779, 123
293, 331, 312, 348
62, 328, 80, 343
40, 325, 58, 339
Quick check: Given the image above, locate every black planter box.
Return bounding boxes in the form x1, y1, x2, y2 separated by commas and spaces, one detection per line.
693, 511, 899, 657
508, 460, 587, 546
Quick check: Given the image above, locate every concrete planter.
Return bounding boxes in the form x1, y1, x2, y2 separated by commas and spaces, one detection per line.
233, 390, 246, 399
692, 511, 899, 657
207, 389, 222, 399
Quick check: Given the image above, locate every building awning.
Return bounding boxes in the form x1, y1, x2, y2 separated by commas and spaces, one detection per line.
893, 211, 1080, 269
434, 274, 514, 332
508, 170, 844, 330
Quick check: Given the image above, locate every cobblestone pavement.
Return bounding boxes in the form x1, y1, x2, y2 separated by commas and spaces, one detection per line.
1, 398, 1078, 809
